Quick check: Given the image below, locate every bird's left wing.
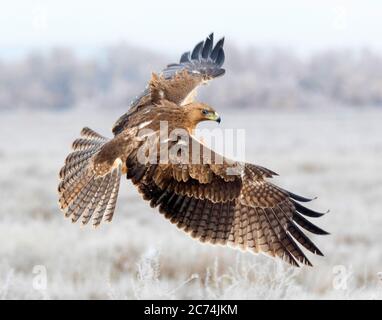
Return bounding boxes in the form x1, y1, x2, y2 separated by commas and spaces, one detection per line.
125, 134, 328, 267
112, 33, 225, 135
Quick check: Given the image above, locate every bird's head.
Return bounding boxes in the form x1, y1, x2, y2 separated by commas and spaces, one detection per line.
184, 102, 221, 128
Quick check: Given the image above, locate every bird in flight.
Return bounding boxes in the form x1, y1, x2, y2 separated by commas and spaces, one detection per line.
58, 34, 328, 267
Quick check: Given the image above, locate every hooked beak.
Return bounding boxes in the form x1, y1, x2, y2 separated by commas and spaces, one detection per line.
209, 112, 221, 124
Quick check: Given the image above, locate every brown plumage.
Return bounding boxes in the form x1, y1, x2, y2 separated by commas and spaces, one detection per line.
58, 34, 328, 266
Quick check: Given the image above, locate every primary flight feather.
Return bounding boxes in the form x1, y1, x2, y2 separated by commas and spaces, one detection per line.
58, 33, 328, 267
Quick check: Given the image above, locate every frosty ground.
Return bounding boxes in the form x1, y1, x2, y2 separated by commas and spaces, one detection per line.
0, 107, 381, 299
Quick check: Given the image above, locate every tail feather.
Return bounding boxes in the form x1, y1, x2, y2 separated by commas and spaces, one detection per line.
60, 149, 97, 177
70, 176, 101, 223
92, 177, 114, 227
58, 127, 122, 227
59, 135, 105, 181
60, 169, 93, 210
64, 149, 97, 167
104, 163, 122, 222
92, 165, 122, 227
58, 161, 89, 193
66, 174, 95, 219
72, 138, 102, 151
80, 127, 108, 142
81, 177, 108, 225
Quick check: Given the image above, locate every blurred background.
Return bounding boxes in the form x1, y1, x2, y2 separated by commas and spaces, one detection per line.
0, 0, 381, 299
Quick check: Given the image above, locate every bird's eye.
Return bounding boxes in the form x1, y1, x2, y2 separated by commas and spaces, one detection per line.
202, 109, 209, 115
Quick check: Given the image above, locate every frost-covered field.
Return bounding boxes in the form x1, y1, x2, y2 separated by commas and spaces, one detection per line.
0, 107, 381, 299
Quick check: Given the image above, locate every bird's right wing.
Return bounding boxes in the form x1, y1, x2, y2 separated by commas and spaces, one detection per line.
112, 33, 225, 135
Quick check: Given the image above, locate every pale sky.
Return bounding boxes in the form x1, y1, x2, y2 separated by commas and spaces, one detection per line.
1, 0, 381, 59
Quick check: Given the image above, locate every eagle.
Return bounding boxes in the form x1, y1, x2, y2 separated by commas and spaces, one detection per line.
58, 34, 328, 267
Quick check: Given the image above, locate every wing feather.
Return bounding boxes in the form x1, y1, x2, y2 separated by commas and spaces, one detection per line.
111, 33, 226, 135
202, 33, 213, 59
123, 130, 327, 266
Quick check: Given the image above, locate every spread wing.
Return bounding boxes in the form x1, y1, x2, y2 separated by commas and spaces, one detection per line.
112, 33, 225, 135
161, 32, 225, 85
126, 134, 328, 267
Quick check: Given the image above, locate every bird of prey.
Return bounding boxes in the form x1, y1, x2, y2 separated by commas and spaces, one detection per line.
58, 33, 328, 267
